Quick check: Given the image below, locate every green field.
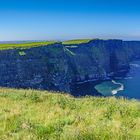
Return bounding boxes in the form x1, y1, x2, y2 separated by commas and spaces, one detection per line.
0, 88, 140, 140
62, 39, 92, 45
0, 41, 58, 50
0, 39, 96, 51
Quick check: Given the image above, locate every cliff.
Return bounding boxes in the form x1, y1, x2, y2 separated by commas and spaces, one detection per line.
0, 39, 140, 94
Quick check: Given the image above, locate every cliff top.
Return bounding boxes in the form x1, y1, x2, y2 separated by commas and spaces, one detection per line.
0, 38, 124, 50
0, 41, 59, 50
0, 39, 95, 50
0, 39, 93, 50
62, 39, 93, 45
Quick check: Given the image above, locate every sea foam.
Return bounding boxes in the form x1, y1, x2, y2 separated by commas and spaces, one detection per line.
111, 80, 124, 95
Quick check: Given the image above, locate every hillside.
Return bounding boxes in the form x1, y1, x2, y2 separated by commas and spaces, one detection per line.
0, 88, 140, 140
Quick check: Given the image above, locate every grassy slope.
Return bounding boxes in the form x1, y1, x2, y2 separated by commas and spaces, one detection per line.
0, 88, 140, 140
0, 41, 58, 50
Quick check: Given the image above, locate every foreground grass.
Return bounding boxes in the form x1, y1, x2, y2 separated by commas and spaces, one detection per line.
0, 88, 140, 140
0, 41, 58, 50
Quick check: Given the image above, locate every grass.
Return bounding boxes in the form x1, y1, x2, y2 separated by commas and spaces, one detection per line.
0, 88, 140, 139
62, 39, 93, 45
19, 51, 26, 56
0, 41, 59, 50
0, 39, 96, 50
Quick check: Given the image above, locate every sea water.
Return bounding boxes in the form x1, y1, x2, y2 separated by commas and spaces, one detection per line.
72, 61, 140, 99
95, 61, 140, 99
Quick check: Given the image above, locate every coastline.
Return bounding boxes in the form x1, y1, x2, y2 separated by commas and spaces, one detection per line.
72, 78, 124, 97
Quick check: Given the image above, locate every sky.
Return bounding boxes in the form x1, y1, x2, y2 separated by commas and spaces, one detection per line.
0, 0, 140, 41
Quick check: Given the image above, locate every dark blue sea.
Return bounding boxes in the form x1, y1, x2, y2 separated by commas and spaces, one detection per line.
73, 61, 140, 99
95, 61, 140, 99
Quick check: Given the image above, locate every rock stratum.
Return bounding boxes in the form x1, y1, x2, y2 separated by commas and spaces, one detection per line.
0, 39, 140, 94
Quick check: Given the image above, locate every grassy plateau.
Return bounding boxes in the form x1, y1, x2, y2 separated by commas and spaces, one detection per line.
62, 39, 92, 45
0, 39, 95, 51
0, 41, 58, 50
0, 88, 140, 140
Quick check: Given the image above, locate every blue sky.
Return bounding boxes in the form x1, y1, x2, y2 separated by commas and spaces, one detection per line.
0, 0, 140, 41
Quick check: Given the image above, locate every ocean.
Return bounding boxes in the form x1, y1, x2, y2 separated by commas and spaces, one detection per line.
72, 61, 140, 99
95, 61, 140, 99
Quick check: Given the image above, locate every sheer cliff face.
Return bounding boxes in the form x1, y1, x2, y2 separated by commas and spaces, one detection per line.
0, 39, 140, 93
0, 43, 71, 92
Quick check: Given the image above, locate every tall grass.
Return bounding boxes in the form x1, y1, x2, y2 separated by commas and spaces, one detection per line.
0, 88, 140, 140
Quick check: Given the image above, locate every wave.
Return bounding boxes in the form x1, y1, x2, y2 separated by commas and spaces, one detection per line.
124, 76, 133, 80
111, 80, 124, 95
130, 64, 140, 68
